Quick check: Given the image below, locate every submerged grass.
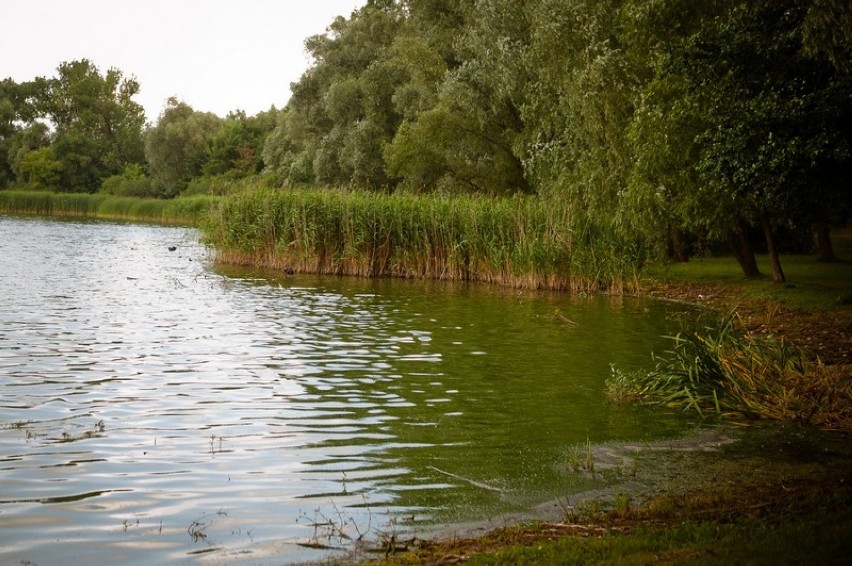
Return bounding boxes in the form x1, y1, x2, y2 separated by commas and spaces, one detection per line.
0, 190, 218, 225
202, 187, 639, 292
607, 314, 852, 428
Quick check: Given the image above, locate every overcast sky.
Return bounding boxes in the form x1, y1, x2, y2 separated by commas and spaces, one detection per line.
1, 0, 365, 122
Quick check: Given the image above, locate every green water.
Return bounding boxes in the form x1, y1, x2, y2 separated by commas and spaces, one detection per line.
217, 267, 701, 523
0, 216, 699, 564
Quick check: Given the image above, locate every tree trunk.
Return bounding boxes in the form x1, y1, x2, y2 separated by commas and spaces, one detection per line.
728, 226, 760, 278
670, 229, 690, 263
815, 223, 837, 262
761, 214, 786, 283
665, 235, 690, 263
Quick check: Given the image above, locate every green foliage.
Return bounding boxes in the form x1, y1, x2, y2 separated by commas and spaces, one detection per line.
0, 189, 218, 225
99, 164, 156, 198
262, 1, 404, 189
17, 147, 63, 190
202, 186, 638, 292
184, 171, 277, 196
46, 60, 146, 192
144, 98, 223, 197
626, 0, 852, 272
802, 0, 852, 74
202, 109, 276, 178
1, 60, 145, 193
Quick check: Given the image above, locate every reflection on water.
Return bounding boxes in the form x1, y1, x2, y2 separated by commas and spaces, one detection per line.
0, 215, 695, 564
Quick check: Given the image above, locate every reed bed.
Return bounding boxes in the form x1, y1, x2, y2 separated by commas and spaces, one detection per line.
0, 190, 218, 225
607, 315, 852, 428
203, 187, 639, 292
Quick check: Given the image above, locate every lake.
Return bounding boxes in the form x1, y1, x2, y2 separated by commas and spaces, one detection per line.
0, 215, 697, 564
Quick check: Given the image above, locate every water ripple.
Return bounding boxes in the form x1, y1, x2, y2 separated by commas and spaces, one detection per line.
0, 216, 694, 565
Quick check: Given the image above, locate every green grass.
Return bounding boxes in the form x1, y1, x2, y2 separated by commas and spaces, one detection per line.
647, 229, 852, 312
0, 190, 219, 225
380, 425, 852, 565
463, 509, 852, 565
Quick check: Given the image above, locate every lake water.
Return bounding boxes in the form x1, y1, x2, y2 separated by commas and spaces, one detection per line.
0, 215, 696, 564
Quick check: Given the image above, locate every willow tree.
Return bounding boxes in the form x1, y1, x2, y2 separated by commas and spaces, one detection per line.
508, 0, 646, 279
386, 0, 530, 195
263, 0, 404, 189
144, 98, 223, 197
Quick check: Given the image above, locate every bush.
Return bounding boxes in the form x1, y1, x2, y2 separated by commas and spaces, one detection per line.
184, 172, 277, 196
99, 164, 157, 198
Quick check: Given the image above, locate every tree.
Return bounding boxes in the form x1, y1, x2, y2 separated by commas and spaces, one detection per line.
626, 0, 851, 281
386, 0, 530, 194
0, 79, 19, 187
144, 98, 222, 197
623, 1, 744, 267
43, 60, 146, 192
202, 108, 277, 178
17, 146, 62, 190
263, 1, 404, 189
510, 0, 644, 274
674, 1, 851, 282
0, 77, 51, 189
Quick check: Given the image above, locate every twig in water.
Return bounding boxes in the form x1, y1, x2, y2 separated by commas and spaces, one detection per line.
427, 465, 506, 493
553, 309, 579, 326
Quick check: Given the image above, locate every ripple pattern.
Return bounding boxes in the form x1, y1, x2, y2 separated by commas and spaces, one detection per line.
0, 216, 692, 564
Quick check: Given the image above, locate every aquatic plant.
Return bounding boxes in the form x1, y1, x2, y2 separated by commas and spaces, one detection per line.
608, 315, 852, 428
202, 186, 641, 292
0, 190, 218, 225
565, 438, 596, 475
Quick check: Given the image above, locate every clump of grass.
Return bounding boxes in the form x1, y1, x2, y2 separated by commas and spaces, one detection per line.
565, 438, 596, 475
608, 315, 852, 428
202, 186, 641, 293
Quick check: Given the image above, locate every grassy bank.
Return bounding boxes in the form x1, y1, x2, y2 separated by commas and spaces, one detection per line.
606, 230, 852, 430
389, 471, 852, 565
646, 228, 852, 316
0, 190, 218, 225
202, 188, 638, 293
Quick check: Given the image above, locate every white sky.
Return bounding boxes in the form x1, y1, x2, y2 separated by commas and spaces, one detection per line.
0, 0, 365, 123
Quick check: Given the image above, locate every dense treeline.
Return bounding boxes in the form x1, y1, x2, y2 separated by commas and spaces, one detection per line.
0, 63, 277, 199
2, 0, 850, 283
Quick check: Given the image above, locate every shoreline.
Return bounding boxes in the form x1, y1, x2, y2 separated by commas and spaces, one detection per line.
642, 278, 851, 366
327, 423, 852, 565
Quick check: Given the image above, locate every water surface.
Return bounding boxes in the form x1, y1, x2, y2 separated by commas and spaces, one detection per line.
0, 215, 696, 564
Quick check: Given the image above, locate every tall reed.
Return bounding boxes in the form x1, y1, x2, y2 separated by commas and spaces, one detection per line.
202, 186, 640, 292
0, 190, 218, 225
